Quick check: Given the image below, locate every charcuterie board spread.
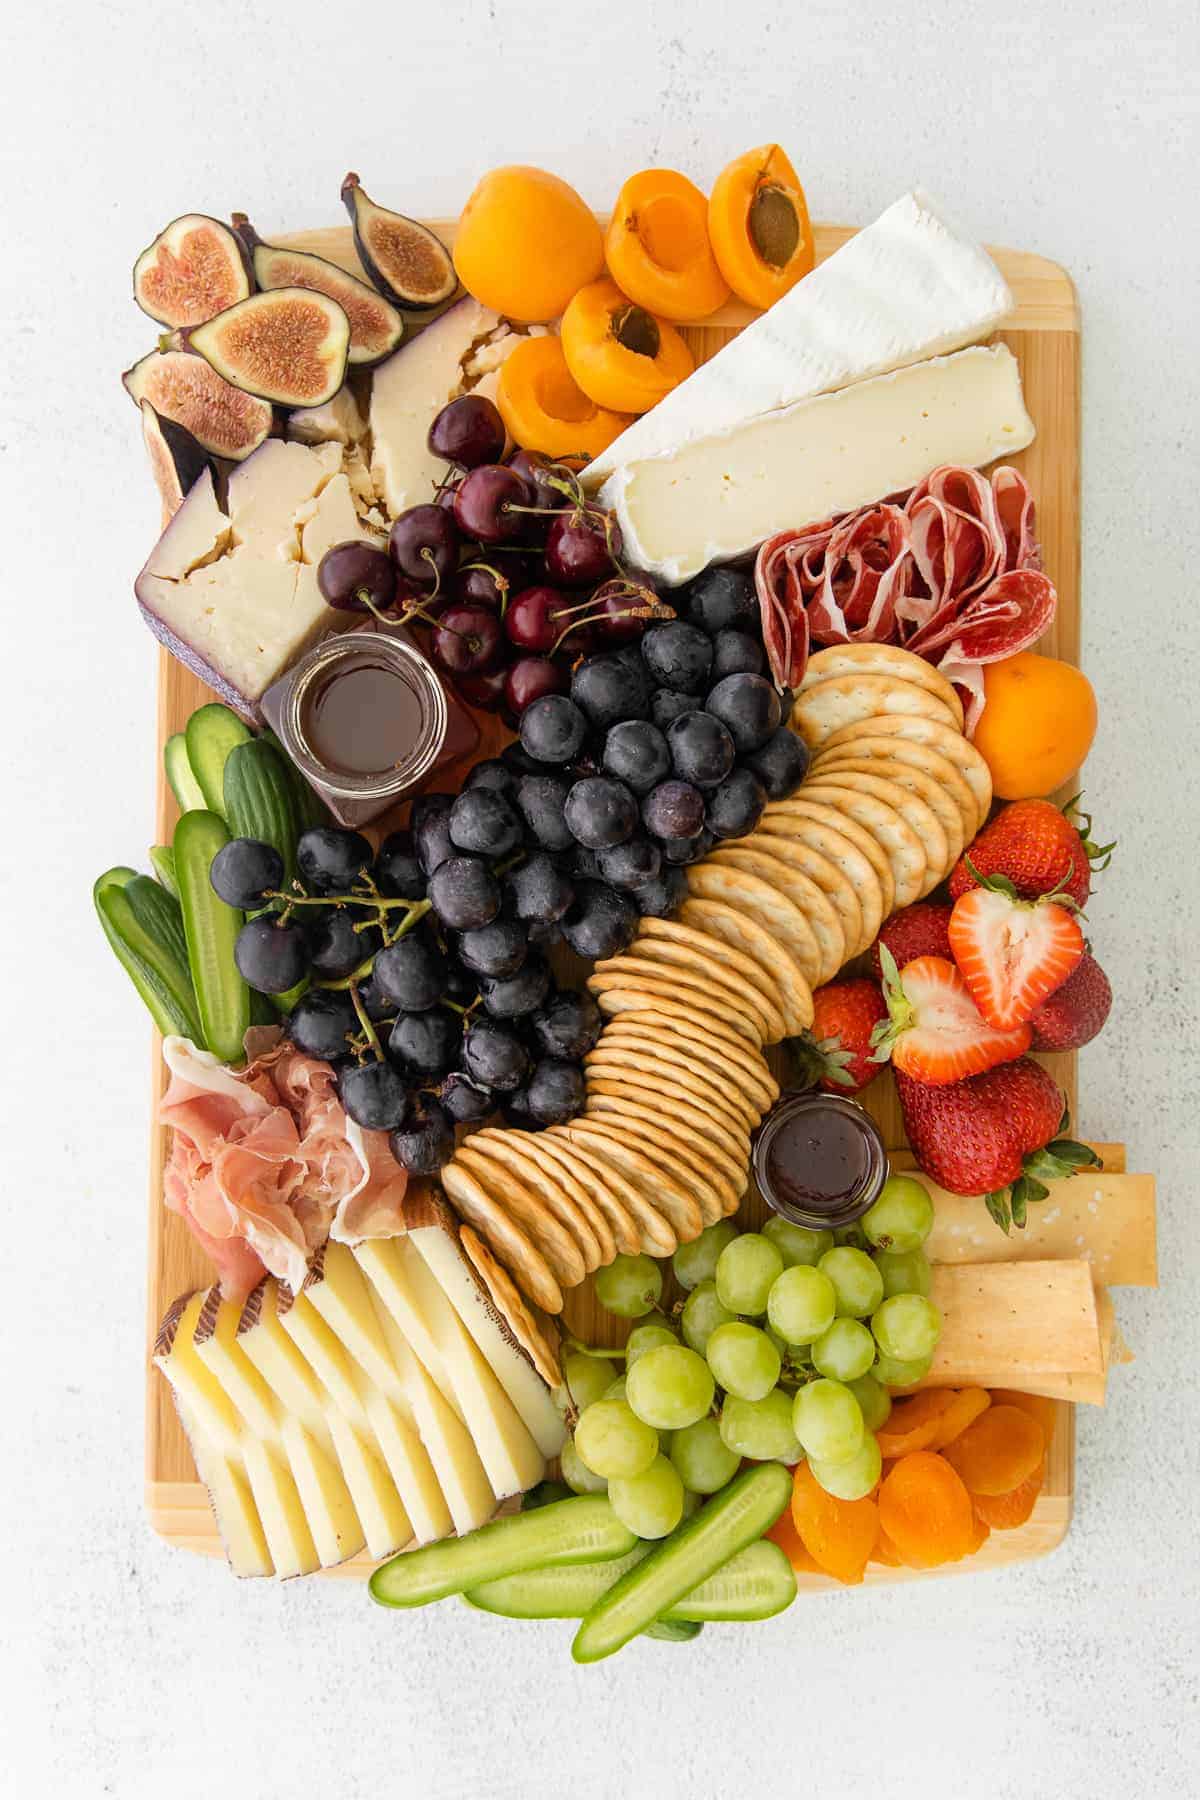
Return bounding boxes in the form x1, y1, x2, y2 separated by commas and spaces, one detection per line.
100, 153, 1157, 1656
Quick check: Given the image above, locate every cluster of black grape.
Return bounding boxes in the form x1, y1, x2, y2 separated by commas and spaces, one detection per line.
317, 393, 672, 724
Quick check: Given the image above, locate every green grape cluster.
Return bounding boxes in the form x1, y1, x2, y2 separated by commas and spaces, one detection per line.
563, 1175, 943, 1526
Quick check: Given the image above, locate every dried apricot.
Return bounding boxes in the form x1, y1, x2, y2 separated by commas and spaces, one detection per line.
877, 1452, 976, 1568
929, 1387, 992, 1451
967, 1508, 992, 1554
871, 1524, 904, 1567
766, 1502, 823, 1573
495, 336, 631, 460
708, 144, 814, 310
560, 278, 693, 414
988, 1389, 1058, 1450
454, 166, 604, 322
605, 168, 729, 321
790, 1461, 878, 1585
972, 1458, 1046, 1529
875, 1389, 956, 1458
941, 1405, 1045, 1496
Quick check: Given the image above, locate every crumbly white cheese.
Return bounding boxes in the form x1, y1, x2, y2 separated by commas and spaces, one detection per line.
584, 188, 1014, 485
369, 296, 500, 517
602, 344, 1035, 586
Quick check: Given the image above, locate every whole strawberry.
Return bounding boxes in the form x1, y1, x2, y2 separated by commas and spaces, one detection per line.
949, 796, 1114, 909
792, 979, 887, 1094
869, 902, 954, 980
1029, 951, 1113, 1051
896, 1058, 1102, 1231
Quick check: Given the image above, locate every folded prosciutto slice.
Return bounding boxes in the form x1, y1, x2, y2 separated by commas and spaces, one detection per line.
754, 464, 1055, 731
159, 1032, 408, 1300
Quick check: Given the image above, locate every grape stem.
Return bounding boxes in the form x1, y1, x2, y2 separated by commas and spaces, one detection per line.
564, 1335, 626, 1361
347, 981, 384, 1063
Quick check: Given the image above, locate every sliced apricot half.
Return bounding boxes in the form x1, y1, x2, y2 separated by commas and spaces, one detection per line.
708, 144, 815, 310
560, 278, 694, 415
605, 169, 729, 322
495, 335, 631, 461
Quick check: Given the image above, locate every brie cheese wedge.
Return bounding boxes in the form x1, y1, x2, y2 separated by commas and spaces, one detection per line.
585, 188, 1014, 484
603, 344, 1035, 586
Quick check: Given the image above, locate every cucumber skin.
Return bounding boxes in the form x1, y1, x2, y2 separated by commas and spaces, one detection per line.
149, 845, 179, 896
260, 726, 334, 831
369, 1496, 638, 1610
223, 740, 298, 886
644, 1618, 703, 1642
667, 1539, 796, 1623
571, 1464, 793, 1664
164, 734, 206, 814
173, 811, 252, 1065
123, 873, 190, 974
465, 1538, 795, 1623
94, 870, 202, 1042
185, 704, 252, 817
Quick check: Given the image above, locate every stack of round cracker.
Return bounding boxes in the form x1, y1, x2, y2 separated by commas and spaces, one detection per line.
436, 642, 989, 1317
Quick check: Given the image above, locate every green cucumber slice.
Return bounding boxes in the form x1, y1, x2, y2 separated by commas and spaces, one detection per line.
465, 1547, 651, 1619
173, 810, 251, 1064
94, 868, 202, 1041
260, 726, 333, 830
571, 1463, 793, 1664
223, 739, 298, 885
369, 1496, 637, 1610
122, 873, 190, 973
644, 1618, 703, 1642
666, 1538, 796, 1622
164, 734, 206, 813
185, 704, 253, 817
149, 845, 179, 896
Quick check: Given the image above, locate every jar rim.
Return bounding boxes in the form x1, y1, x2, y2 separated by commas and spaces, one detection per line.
276, 629, 449, 800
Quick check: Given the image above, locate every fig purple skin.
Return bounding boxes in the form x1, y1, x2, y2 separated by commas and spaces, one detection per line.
232, 212, 404, 367
341, 173, 457, 311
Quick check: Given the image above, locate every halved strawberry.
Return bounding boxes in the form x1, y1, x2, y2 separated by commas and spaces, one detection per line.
949, 880, 1084, 1030
872, 949, 1032, 1085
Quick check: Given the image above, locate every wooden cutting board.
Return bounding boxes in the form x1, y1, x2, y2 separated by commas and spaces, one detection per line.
145, 218, 1086, 1582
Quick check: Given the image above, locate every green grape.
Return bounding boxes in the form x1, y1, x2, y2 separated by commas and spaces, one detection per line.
608, 1454, 685, 1539
762, 1216, 834, 1267
705, 1321, 781, 1401
625, 1321, 679, 1369
560, 1436, 607, 1494
603, 1376, 628, 1401
811, 1317, 876, 1382
719, 1387, 802, 1463
873, 1247, 932, 1298
715, 1232, 784, 1316
672, 1220, 738, 1291
594, 1253, 664, 1318
861, 1174, 935, 1252
626, 1344, 715, 1430
871, 1349, 934, 1389
669, 1416, 741, 1494
847, 1373, 892, 1432
561, 1349, 618, 1412
818, 1245, 885, 1319
871, 1294, 942, 1362
810, 1432, 882, 1500
574, 1398, 658, 1479
792, 1378, 865, 1464
681, 1278, 735, 1354
766, 1264, 836, 1344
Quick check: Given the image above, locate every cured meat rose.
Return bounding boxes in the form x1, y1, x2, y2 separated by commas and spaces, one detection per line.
754, 464, 1055, 730
159, 1032, 408, 1299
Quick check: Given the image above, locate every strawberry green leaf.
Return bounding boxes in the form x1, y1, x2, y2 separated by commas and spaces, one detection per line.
985, 1190, 1012, 1234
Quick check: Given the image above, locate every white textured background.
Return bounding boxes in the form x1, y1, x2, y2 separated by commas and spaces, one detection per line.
2, 3, 1197, 1795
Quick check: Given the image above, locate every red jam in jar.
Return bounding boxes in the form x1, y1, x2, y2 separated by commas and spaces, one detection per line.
752, 1092, 887, 1231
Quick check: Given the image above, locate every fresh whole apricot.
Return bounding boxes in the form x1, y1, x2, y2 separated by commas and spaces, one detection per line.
972, 652, 1098, 799
454, 167, 604, 323
708, 145, 814, 310
560, 278, 694, 415
605, 169, 730, 321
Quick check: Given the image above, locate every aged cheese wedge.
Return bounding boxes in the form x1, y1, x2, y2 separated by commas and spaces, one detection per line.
601, 344, 1035, 585
370, 297, 500, 516
924, 1260, 1104, 1390
586, 188, 1013, 481
237, 1435, 321, 1579
173, 1393, 273, 1578
370, 1305, 496, 1535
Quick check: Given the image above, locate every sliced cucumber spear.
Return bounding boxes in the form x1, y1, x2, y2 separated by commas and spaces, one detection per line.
223, 738, 299, 886
173, 810, 251, 1063
184, 703, 253, 817
643, 1618, 703, 1642
164, 733, 206, 814
369, 1496, 637, 1609
465, 1536, 795, 1623
149, 844, 178, 896
571, 1463, 793, 1664
93, 867, 203, 1042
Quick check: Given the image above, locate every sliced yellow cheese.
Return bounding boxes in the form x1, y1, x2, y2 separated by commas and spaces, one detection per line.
239, 1434, 320, 1578
172, 1391, 273, 1579
371, 1306, 496, 1536
154, 1293, 244, 1459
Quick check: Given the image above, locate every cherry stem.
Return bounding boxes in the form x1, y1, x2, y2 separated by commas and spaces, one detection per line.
348, 981, 384, 1063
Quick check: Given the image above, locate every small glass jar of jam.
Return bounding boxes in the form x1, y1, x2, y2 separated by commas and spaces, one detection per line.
752, 1091, 888, 1232
262, 623, 478, 827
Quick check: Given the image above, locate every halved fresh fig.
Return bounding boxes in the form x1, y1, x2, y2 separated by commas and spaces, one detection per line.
132, 214, 253, 329
341, 173, 457, 311
231, 214, 404, 366
123, 349, 273, 461
140, 401, 212, 520
164, 289, 351, 409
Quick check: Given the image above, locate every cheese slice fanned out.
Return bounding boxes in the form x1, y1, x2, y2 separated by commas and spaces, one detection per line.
584, 188, 1014, 484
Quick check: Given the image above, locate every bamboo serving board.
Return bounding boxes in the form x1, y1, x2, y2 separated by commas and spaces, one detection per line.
145, 217, 1093, 1583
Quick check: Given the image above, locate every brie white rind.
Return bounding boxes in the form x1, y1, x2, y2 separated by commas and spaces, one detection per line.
135, 439, 379, 714
602, 344, 1035, 586
584, 188, 1014, 483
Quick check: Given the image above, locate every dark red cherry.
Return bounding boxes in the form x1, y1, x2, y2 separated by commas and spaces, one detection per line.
428, 395, 507, 470
390, 504, 460, 586
453, 464, 532, 545
504, 656, 569, 717
431, 604, 506, 676
589, 578, 670, 645
504, 586, 576, 654
317, 541, 396, 614
455, 666, 510, 712
544, 510, 621, 587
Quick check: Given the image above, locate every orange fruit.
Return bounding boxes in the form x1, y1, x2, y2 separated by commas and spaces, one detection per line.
454, 167, 604, 323
973, 652, 1097, 799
